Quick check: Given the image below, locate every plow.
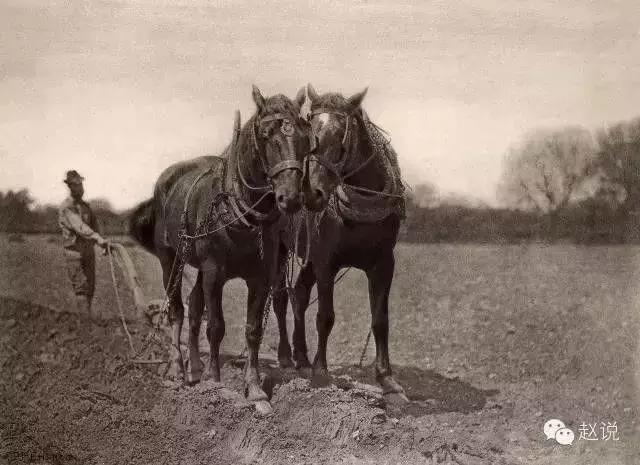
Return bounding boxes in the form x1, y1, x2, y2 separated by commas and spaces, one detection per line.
105, 242, 170, 362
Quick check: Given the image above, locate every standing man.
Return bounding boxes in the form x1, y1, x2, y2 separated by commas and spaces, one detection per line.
58, 170, 109, 319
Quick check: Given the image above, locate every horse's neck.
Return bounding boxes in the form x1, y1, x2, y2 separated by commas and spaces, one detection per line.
228, 123, 273, 211
344, 122, 385, 191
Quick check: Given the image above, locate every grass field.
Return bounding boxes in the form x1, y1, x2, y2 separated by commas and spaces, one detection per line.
1, 233, 639, 464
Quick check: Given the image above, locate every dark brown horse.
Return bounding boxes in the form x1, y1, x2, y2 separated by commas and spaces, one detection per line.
129, 86, 310, 413
274, 85, 409, 403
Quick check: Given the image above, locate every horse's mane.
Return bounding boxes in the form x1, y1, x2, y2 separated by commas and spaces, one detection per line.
310, 93, 349, 111
262, 93, 301, 116
310, 93, 367, 135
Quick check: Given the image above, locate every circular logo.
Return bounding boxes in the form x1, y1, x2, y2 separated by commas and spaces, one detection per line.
281, 119, 294, 136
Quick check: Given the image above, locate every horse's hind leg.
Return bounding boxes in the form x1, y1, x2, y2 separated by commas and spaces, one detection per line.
292, 264, 316, 374
366, 251, 408, 404
272, 249, 293, 368
187, 271, 204, 384
202, 266, 224, 382
160, 249, 185, 381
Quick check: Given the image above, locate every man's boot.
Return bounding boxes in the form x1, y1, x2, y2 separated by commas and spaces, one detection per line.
76, 295, 92, 320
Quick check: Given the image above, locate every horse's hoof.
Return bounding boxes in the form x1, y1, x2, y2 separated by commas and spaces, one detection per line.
187, 370, 202, 385
278, 356, 295, 369
166, 363, 185, 382
254, 400, 273, 416
260, 375, 274, 400
203, 371, 221, 383
167, 346, 184, 380
297, 366, 313, 379
311, 368, 331, 388
187, 358, 204, 385
384, 391, 410, 405
246, 384, 269, 402
204, 365, 221, 382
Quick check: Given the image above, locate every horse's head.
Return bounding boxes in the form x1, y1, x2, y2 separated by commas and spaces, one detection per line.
297, 84, 368, 212
250, 85, 311, 214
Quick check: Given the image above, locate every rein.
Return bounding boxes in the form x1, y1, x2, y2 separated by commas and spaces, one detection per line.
306, 109, 405, 200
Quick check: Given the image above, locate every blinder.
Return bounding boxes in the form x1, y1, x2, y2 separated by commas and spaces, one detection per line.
252, 112, 304, 181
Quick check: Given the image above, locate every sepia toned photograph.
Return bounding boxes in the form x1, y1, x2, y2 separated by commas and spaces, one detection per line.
1, 1, 639, 464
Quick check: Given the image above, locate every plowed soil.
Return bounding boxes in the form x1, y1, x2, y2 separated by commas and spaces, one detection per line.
1, 235, 639, 464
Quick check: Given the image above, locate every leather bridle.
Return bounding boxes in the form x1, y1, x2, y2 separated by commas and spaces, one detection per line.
305, 109, 377, 183
305, 109, 352, 181
238, 112, 304, 192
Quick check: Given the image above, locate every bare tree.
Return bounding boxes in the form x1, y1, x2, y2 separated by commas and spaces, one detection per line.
410, 182, 439, 208
592, 117, 640, 239
498, 126, 596, 214
594, 117, 640, 210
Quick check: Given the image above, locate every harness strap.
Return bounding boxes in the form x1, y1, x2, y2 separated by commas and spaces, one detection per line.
181, 167, 213, 233
259, 113, 288, 123
228, 196, 255, 228
267, 159, 303, 178
234, 196, 280, 225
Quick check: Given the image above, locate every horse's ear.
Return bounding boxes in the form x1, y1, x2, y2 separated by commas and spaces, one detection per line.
252, 85, 266, 112
347, 87, 368, 109
307, 83, 320, 102
296, 86, 311, 121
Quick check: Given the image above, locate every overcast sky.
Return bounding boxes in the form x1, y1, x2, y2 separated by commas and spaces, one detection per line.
1, 0, 639, 209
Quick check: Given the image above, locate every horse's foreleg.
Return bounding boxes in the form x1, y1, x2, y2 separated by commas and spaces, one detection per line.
161, 252, 185, 381
312, 268, 336, 380
366, 252, 408, 403
202, 266, 224, 382
187, 271, 204, 384
244, 277, 272, 413
292, 264, 316, 372
272, 258, 293, 368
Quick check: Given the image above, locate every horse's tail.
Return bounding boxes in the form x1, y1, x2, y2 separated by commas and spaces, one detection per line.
128, 198, 156, 253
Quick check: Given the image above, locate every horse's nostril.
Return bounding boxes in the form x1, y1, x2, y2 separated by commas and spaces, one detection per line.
314, 189, 325, 201
277, 194, 285, 205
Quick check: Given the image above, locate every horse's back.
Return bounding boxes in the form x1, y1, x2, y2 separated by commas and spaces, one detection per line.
153, 155, 224, 248
155, 155, 220, 199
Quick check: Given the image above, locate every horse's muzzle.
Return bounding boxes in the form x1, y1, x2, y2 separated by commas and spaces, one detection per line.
302, 186, 328, 212
277, 192, 302, 214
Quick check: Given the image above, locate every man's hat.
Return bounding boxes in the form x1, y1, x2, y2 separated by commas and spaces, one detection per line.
64, 170, 84, 185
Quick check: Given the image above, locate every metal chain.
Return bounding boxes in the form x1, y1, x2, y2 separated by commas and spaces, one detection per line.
358, 328, 372, 368
152, 189, 272, 363
257, 226, 264, 260
257, 285, 273, 349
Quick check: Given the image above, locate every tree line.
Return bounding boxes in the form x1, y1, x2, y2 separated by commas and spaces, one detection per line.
0, 190, 127, 236
1, 115, 638, 244
403, 115, 639, 244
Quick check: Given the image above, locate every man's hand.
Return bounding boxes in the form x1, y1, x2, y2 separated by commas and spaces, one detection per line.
97, 236, 111, 254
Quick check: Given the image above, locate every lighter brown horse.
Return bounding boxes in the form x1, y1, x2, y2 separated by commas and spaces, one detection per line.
130, 86, 310, 413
